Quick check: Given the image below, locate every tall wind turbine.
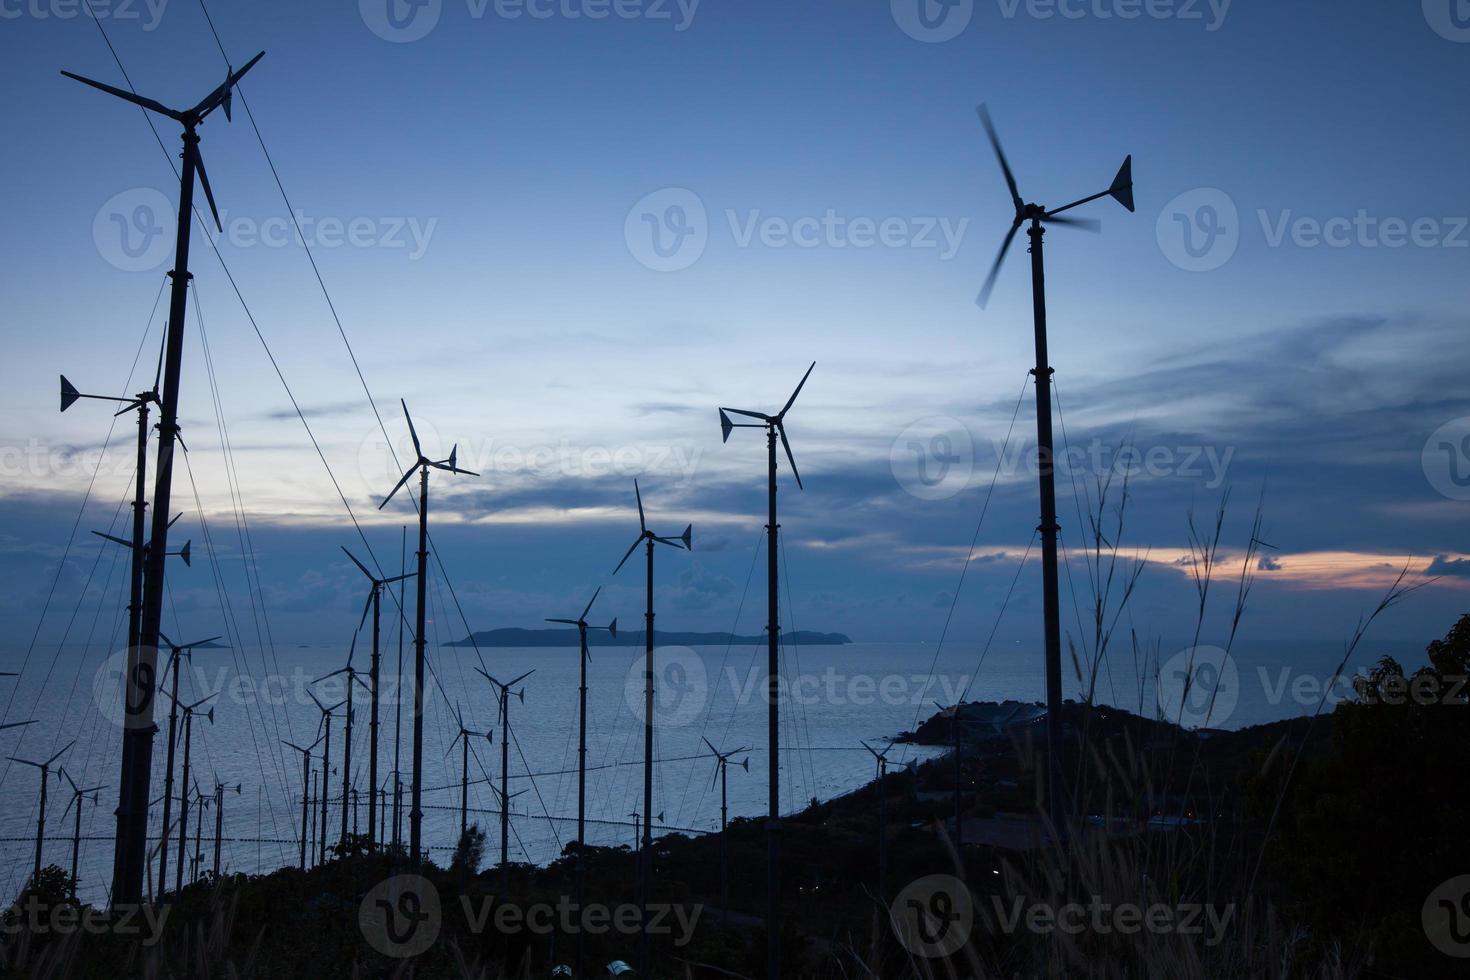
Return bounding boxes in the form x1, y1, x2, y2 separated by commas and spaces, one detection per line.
379, 400, 477, 865
282, 736, 323, 870
60, 769, 103, 898
9, 741, 76, 886
307, 690, 346, 864
611, 480, 691, 977
861, 740, 894, 902
702, 738, 749, 925
445, 702, 490, 838
717, 361, 814, 980
319, 648, 371, 851
62, 51, 265, 905
211, 779, 241, 877
974, 103, 1134, 838
156, 632, 222, 890
163, 691, 215, 894
475, 668, 533, 886
341, 546, 414, 853
546, 587, 617, 979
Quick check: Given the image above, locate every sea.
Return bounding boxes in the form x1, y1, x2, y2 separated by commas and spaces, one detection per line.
0, 636, 1423, 906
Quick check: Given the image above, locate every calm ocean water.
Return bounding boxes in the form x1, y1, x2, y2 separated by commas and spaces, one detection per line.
0, 636, 1419, 905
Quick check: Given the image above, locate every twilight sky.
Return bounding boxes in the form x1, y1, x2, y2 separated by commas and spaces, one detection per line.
1, 0, 1468, 674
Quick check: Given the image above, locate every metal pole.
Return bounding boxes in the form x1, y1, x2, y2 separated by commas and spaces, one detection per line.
500, 689, 510, 883
158, 648, 181, 890
112, 400, 148, 891
576, 622, 588, 980
766, 425, 781, 980
298, 753, 309, 870
394, 526, 406, 853
877, 757, 888, 902
71, 790, 83, 895
341, 676, 353, 848
176, 711, 193, 894
1027, 219, 1066, 839
640, 537, 655, 977
369, 587, 381, 853
720, 759, 729, 926
33, 766, 49, 884
116, 124, 199, 907
411, 468, 428, 867
460, 732, 469, 837
214, 784, 223, 876
320, 715, 332, 864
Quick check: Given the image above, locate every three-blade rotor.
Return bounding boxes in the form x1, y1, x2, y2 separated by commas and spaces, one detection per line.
379, 400, 479, 509
719, 361, 815, 489
545, 586, 618, 647
612, 479, 693, 575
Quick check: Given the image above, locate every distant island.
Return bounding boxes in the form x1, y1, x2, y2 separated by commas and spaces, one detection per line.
447, 628, 851, 648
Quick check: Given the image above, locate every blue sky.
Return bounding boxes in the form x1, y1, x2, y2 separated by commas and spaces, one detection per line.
1, 0, 1468, 678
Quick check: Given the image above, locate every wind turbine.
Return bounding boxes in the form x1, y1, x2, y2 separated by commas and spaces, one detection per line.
491, 784, 529, 878
379, 399, 477, 865
702, 738, 749, 925
163, 691, 215, 895
211, 779, 241, 877
9, 740, 76, 885
341, 545, 414, 854
717, 360, 814, 979
475, 668, 533, 887
307, 690, 346, 864
973, 103, 1134, 838
318, 648, 370, 851
59, 770, 103, 899
155, 631, 222, 891
282, 736, 323, 870
62, 50, 265, 906
546, 587, 617, 980
861, 740, 895, 902
445, 702, 490, 838
611, 479, 691, 978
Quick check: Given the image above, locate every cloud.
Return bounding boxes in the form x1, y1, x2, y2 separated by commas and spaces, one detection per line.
1426, 554, 1470, 578
1258, 555, 1282, 571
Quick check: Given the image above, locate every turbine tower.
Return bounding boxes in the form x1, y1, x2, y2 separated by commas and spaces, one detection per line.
717, 360, 814, 980
341, 546, 414, 853
611, 480, 691, 977
62, 50, 265, 905
702, 738, 749, 926
445, 702, 490, 839
379, 399, 477, 865
282, 736, 323, 871
546, 587, 617, 979
60, 769, 103, 899
974, 103, 1134, 838
163, 691, 215, 894
320, 645, 371, 850
156, 632, 222, 891
476, 668, 533, 888
9, 741, 76, 886
307, 690, 345, 864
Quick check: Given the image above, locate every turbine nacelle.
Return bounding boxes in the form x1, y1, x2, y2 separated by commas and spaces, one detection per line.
718, 362, 814, 489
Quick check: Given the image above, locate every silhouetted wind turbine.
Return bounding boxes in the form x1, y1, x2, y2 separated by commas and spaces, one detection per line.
62, 50, 265, 905
445, 702, 490, 838
319, 648, 370, 851
211, 779, 241, 877
475, 668, 533, 887
974, 103, 1134, 838
156, 632, 222, 890
611, 479, 690, 976
164, 691, 214, 894
60, 769, 103, 898
283, 736, 323, 870
9, 741, 75, 885
379, 399, 477, 865
718, 361, 814, 979
861, 740, 895, 902
341, 546, 414, 854
702, 738, 749, 925
546, 587, 617, 979
307, 689, 346, 864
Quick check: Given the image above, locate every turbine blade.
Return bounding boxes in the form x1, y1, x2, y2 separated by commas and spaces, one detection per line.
46, 739, 77, 768
0, 721, 38, 733
722, 408, 768, 421
60, 375, 80, 412
358, 591, 374, 632
612, 535, 642, 575
186, 636, 223, 650
580, 585, 602, 621
190, 143, 223, 234
187, 50, 265, 120
1110, 155, 1135, 212
400, 400, 422, 458
341, 546, 374, 581
633, 480, 646, 533
977, 217, 1023, 309
777, 362, 816, 419
379, 465, 417, 510
381, 571, 416, 585
719, 409, 733, 443
92, 530, 131, 549
702, 736, 718, 756
60, 70, 181, 120
545, 618, 579, 625
506, 669, 535, 688
778, 423, 803, 490
1044, 213, 1101, 233
977, 103, 1023, 213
